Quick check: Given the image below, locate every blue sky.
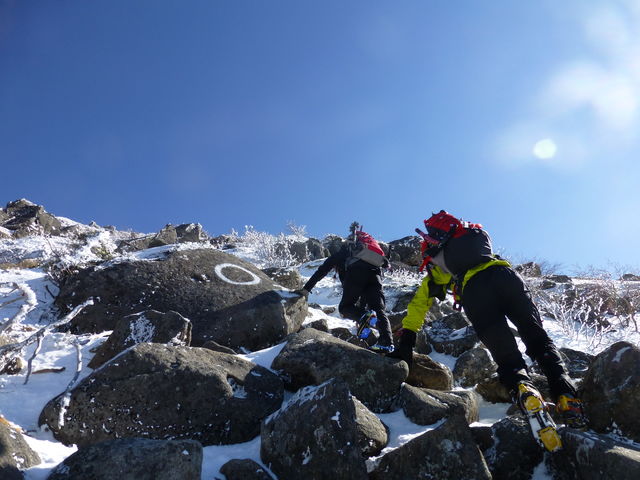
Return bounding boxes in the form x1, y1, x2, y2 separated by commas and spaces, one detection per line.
2, 0, 640, 274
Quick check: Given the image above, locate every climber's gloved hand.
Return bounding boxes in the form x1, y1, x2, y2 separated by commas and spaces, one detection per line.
294, 288, 310, 298
388, 328, 417, 367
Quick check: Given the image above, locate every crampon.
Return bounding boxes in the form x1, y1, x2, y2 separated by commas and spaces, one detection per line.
515, 383, 563, 453
356, 310, 377, 339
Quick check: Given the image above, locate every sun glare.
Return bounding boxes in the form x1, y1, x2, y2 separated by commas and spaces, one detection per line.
533, 138, 557, 159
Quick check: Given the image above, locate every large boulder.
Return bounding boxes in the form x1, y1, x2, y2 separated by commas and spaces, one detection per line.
39, 343, 284, 447
483, 416, 543, 480
550, 429, 640, 480
271, 328, 408, 412
580, 341, 640, 441
220, 459, 274, 480
369, 413, 491, 479
405, 352, 454, 390
397, 385, 479, 425
261, 380, 369, 480
117, 223, 209, 252
0, 199, 63, 237
47, 438, 202, 480
55, 248, 307, 350
88, 310, 192, 369
387, 236, 422, 266
427, 315, 478, 357
453, 346, 497, 387
0, 417, 41, 480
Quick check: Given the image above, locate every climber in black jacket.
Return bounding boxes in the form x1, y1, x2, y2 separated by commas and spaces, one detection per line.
300, 227, 394, 353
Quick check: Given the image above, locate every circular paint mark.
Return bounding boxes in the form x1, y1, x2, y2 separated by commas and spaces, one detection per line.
214, 263, 261, 285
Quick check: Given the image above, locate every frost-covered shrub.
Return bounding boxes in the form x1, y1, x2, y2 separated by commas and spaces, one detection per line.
235, 226, 299, 269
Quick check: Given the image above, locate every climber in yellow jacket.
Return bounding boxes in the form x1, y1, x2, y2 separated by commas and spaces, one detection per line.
391, 210, 586, 430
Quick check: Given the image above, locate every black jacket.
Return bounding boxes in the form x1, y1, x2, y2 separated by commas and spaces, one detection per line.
303, 245, 382, 292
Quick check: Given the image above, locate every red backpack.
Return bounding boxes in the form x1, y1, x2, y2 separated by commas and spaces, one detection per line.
348, 230, 386, 267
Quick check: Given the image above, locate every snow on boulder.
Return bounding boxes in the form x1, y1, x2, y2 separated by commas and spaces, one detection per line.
270, 328, 408, 412
580, 341, 640, 442
369, 413, 491, 479
55, 247, 307, 350
88, 310, 192, 369
38, 343, 284, 447
260, 379, 369, 480
549, 429, 640, 480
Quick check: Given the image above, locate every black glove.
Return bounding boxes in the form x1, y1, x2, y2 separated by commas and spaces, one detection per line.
294, 288, 310, 298
389, 328, 416, 367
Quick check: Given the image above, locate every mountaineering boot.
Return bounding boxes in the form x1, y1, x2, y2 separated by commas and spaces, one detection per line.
357, 310, 377, 339
515, 383, 563, 453
370, 342, 395, 354
556, 393, 587, 430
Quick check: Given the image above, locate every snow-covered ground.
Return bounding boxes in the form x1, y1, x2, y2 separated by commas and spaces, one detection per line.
1, 231, 639, 479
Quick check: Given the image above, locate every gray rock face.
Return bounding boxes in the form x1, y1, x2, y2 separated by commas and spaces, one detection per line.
220, 459, 274, 480
369, 413, 491, 480
427, 318, 478, 357
271, 328, 408, 412
484, 416, 543, 480
398, 385, 479, 425
47, 438, 202, 480
117, 223, 209, 253
39, 344, 284, 447
0, 418, 41, 480
453, 346, 497, 387
387, 236, 422, 266
353, 397, 389, 457
0, 199, 63, 237
550, 429, 640, 480
581, 341, 640, 441
405, 352, 453, 390
88, 310, 192, 369
261, 379, 369, 480
261, 267, 303, 290
55, 248, 307, 349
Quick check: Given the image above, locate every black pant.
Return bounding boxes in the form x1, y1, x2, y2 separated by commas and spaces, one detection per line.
339, 262, 393, 346
462, 265, 575, 400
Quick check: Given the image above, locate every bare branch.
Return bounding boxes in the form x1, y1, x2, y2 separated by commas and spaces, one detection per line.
0, 298, 94, 373
0, 282, 38, 334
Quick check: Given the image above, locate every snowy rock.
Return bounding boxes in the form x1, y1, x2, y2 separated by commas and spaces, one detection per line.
117, 223, 209, 252
405, 352, 453, 390
55, 248, 307, 350
88, 310, 192, 369
261, 266, 303, 290
397, 385, 479, 426
426, 313, 479, 357
288, 238, 328, 262
387, 235, 422, 266
46, 437, 202, 480
549, 428, 640, 480
483, 415, 543, 480
0, 199, 63, 238
271, 328, 408, 412
514, 261, 542, 277
39, 344, 283, 447
321, 234, 346, 255
220, 458, 274, 480
261, 379, 369, 480
453, 346, 497, 387
352, 397, 389, 457
369, 413, 491, 479
580, 341, 640, 442
0, 417, 41, 480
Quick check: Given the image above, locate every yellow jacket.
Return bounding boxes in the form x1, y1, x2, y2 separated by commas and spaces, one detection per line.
402, 258, 511, 333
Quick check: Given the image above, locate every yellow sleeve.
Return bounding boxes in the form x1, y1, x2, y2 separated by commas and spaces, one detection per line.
402, 266, 452, 332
